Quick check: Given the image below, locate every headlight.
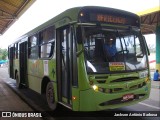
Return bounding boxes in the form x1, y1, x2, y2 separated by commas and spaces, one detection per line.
139, 71, 148, 78
92, 85, 98, 91
92, 85, 111, 93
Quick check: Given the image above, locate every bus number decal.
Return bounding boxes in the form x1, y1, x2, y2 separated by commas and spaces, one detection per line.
43, 60, 49, 75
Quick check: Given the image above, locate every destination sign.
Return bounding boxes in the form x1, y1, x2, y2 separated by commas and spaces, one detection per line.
96, 14, 126, 24
90, 13, 127, 24
78, 7, 140, 27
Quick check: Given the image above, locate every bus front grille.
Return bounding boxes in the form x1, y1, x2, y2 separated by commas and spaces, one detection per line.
109, 82, 146, 93
110, 77, 139, 83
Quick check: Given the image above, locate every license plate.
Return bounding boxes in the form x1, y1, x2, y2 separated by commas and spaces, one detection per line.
123, 94, 134, 101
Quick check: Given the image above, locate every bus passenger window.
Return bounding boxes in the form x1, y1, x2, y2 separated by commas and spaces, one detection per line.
39, 26, 55, 58
28, 35, 38, 59
15, 43, 19, 59
40, 43, 54, 58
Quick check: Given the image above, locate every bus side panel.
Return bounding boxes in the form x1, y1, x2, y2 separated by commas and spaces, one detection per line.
27, 59, 44, 93
28, 75, 42, 93
27, 59, 56, 94
48, 59, 58, 101
72, 88, 80, 111
13, 59, 19, 78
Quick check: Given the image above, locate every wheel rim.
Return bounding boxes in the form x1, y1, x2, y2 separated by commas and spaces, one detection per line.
47, 87, 54, 104
46, 82, 56, 110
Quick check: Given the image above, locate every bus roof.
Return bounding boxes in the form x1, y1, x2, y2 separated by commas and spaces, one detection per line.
10, 6, 140, 45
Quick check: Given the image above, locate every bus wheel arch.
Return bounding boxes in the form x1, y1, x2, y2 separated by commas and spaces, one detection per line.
41, 77, 57, 110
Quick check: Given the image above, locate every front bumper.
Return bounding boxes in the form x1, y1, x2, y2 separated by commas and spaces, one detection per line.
79, 82, 150, 111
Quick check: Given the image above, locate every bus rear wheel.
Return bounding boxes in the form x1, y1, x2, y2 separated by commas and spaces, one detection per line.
46, 82, 57, 110
16, 72, 22, 89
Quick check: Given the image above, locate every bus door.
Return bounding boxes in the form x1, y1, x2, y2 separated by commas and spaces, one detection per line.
8, 47, 14, 78
19, 41, 28, 86
57, 26, 73, 106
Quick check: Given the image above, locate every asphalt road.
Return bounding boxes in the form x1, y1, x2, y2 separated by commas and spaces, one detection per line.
0, 67, 159, 120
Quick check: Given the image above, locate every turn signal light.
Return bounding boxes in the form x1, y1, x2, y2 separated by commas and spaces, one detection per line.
72, 96, 76, 100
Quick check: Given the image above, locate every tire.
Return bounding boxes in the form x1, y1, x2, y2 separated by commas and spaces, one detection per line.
16, 72, 22, 89
46, 82, 57, 110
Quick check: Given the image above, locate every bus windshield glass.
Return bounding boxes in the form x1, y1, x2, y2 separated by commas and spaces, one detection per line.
82, 26, 147, 73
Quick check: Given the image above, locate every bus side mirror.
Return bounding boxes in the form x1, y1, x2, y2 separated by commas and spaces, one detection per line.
143, 36, 150, 56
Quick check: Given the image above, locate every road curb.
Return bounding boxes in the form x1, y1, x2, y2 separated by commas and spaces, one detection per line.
4, 82, 54, 120
151, 85, 160, 89
4, 82, 44, 110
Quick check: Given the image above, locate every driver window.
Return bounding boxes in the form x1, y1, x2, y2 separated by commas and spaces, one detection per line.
135, 37, 143, 57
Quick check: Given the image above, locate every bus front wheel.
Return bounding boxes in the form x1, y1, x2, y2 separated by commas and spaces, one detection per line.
46, 82, 57, 110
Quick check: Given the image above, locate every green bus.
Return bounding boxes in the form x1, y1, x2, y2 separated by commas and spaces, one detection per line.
8, 6, 151, 111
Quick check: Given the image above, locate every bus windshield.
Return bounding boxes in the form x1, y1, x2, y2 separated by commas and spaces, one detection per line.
82, 26, 147, 73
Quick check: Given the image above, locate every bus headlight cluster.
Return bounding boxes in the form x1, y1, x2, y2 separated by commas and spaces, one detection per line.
92, 85, 111, 93
139, 71, 148, 78
92, 85, 98, 91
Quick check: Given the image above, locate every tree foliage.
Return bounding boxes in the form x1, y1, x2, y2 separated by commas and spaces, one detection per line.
0, 48, 8, 60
